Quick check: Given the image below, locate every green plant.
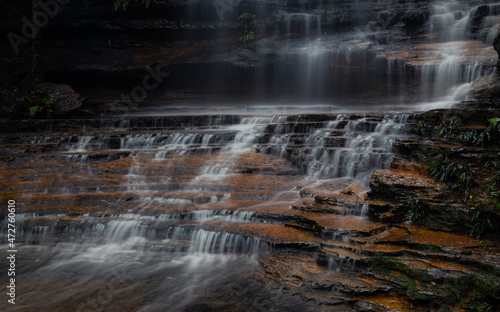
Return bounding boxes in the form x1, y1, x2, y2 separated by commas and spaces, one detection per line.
428, 152, 478, 203
28, 106, 43, 117
27, 97, 54, 119
489, 117, 500, 128
407, 201, 425, 223
19, 88, 56, 119
458, 164, 479, 202
459, 129, 481, 145
430, 153, 457, 183
486, 182, 500, 206
413, 121, 429, 137
238, 12, 257, 43
483, 163, 500, 210
484, 160, 499, 170
460, 117, 500, 147
437, 120, 461, 139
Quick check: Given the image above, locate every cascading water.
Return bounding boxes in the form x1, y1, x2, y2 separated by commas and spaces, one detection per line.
417, 1, 498, 110
301, 115, 408, 183
285, 13, 321, 37
245, 0, 498, 109
4, 111, 413, 310
195, 116, 287, 180
3, 0, 500, 311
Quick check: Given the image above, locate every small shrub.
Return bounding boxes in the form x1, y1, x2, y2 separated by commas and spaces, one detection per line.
460, 117, 500, 147
437, 120, 461, 139
407, 201, 425, 223
19, 88, 56, 119
238, 12, 257, 43
429, 153, 457, 183
458, 164, 479, 202
428, 152, 478, 203
413, 121, 430, 137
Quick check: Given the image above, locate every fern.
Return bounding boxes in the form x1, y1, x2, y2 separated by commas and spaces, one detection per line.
239, 31, 255, 43
238, 12, 257, 43
28, 106, 43, 118
489, 117, 500, 128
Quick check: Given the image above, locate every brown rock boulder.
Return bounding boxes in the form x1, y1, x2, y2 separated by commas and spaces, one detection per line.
37, 83, 82, 113
368, 163, 447, 222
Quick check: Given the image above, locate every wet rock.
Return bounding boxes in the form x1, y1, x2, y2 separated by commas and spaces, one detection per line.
369, 166, 444, 200
368, 200, 398, 222
368, 162, 449, 222
470, 4, 500, 34
318, 245, 370, 271
376, 11, 391, 28
3, 108, 500, 312
401, 9, 429, 32
382, 7, 429, 33
37, 83, 82, 113
188, 303, 215, 312
355, 300, 404, 312
494, 33, 500, 61
314, 194, 337, 205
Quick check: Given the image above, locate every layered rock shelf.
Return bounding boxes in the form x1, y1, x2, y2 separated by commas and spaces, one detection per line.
2, 113, 499, 311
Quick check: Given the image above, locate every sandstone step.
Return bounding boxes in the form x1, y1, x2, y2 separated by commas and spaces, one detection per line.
319, 246, 369, 262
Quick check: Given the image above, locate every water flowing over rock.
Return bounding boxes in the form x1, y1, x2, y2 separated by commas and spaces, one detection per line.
1, 0, 498, 110
1, 0, 500, 311
2, 111, 500, 311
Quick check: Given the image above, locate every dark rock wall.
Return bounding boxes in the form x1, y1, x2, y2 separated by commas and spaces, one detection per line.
1, 0, 498, 103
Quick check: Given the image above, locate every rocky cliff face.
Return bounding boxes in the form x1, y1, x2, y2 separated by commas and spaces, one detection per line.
1, 0, 499, 110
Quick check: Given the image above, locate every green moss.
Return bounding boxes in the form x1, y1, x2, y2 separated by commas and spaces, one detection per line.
403, 277, 430, 300
416, 109, 498, 130
442, 275, 500, 311
370, 252, 500, 309
371, 254, 433, 283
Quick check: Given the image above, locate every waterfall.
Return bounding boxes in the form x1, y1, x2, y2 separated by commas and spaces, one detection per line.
417, 1, 498, 110
196, 116, 287, 180
285, 13, 321, 37
5, 0, 500, 310
11, 113, 410, 249
429, 0, 470, 41
419, 42, 484, 110
188, 229, 265, 254
303, 115, 407, 183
